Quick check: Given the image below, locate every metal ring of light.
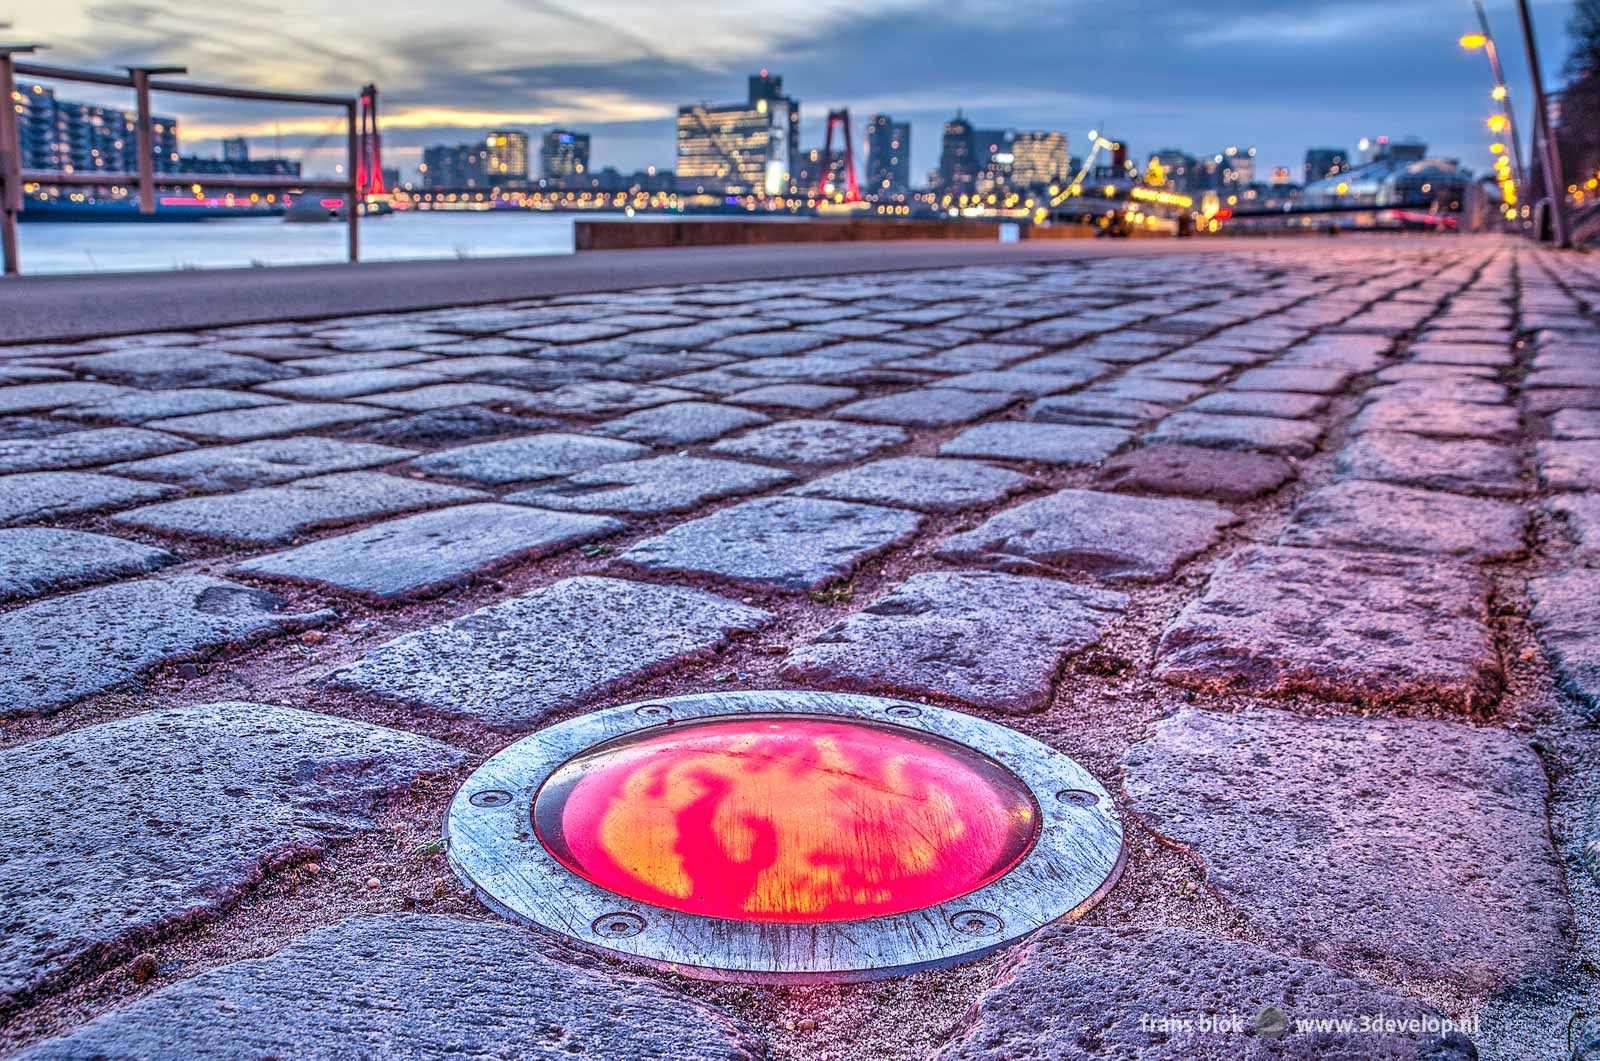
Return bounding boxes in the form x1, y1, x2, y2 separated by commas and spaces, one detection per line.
446, 690, 1125, 983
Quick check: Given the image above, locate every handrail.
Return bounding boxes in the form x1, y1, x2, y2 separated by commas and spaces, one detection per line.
0, 46, 360, 275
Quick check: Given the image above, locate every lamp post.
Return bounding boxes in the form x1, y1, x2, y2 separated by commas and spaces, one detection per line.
1511, 0, 1569, 246
1461, 2, 1529, 211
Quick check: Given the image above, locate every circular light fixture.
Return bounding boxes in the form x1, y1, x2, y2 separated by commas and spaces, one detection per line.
447, 691, 1124, 982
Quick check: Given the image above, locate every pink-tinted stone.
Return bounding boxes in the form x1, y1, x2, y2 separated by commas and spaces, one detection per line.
791, 456, 1033, 513
778, 571, 1126, 712
1095, 443, 1294, 501
1352, 399, 1520, 441
1145, 411, 1324, 457
1122, 708, 1569, 993
1280, 480, 1528, 562
1335, 430, 1526, 498
933, 924, 1472, 1061
936, 488, 1236, 582
1187, 390, 1328, 419
1523, 388, 1600, 415
1538, 440, 1600, 492
1550, 409, 1600, 440
15, 915, 762, 1061
1230, 365, 1353, 394
1530, 569, 1600, 717
1548, 494, 1600, 562
1363, 378, 1508, 405
1154, 545, 1500, 711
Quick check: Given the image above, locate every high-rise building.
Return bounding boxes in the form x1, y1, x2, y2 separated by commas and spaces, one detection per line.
1386, 138, 1428, 162
975, 127, 1015, 192
1351, 135, 1426, 165
15, 82, 178, 175
1304, 147, 1349, 184
222, 137, 250, 163
1145, 149, 1194, 191
173, 154, 300, 177
938, 114, 977, 194
1220, 145, 1257, 187
420, 143, 488, 188
676, 71, 798, 195
747, 70, 800, 177
540, 129, 591, 184
865, 114, 910, 198
484, 130, 529, 183
1354, 136, 1425, 165
796, 146, 851, 196
1011, 132, 1071, 189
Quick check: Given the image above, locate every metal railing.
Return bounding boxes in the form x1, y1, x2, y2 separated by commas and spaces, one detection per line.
0, 45, 360, 275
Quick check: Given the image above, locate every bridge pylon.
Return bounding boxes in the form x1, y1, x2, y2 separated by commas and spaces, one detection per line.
356, 83, 385, 197
818, 109, 861, 203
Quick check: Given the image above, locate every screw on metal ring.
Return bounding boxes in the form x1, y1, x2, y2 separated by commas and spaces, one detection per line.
634, 703, 672, 719
1056, 789, 1100, 808
468, 789, 513, 808
949, 910, 1004, 937
883, 703, 923, 719
592, 912, 647, 938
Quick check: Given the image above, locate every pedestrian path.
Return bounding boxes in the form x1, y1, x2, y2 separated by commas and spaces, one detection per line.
0, 238, 1595, 1060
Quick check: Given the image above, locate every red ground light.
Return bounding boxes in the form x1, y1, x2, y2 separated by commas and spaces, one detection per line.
534, 714, 1039, 923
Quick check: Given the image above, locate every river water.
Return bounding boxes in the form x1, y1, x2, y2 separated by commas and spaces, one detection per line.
16, 211, 592, 275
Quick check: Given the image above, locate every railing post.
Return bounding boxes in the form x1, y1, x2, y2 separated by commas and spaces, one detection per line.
346, 99, 360, 263
0, 45, 38, 276
125, 65, 184, 216
1513, 0, 1569, 246
132, 69, 154, 214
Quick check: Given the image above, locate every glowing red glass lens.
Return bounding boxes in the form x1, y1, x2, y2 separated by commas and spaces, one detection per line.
534, 714, 1039, 923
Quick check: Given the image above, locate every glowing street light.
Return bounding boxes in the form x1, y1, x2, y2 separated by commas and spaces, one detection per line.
1459, 1, 1529, 224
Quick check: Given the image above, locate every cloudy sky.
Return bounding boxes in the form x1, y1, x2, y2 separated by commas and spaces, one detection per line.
11, 0, 1581, 182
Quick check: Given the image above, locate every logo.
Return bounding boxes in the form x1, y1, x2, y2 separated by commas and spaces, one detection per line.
1254, 1005, 1288, 1040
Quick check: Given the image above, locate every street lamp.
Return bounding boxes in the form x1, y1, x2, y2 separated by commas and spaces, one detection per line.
1508, 0, 1570, 245
1459, 2, 1529, 228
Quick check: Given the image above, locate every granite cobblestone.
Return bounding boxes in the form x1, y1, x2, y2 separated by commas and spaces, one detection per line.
3, 243, 1598, 1061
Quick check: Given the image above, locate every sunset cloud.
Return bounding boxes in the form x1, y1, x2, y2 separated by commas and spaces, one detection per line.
12, 0, 1578, 182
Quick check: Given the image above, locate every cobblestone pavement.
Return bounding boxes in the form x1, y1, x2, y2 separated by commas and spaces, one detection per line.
0, 237, 1596, 1060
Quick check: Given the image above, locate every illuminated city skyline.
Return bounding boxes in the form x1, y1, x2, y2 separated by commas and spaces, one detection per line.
12, 0, 1580, 181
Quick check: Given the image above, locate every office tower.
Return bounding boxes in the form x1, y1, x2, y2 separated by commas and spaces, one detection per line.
484, 130, 530, 183
15, 82, 178, 174
938, 114, 977, 193
865, 114, 910, 197
420, 143, 488, 188
1304, 147, 1349, 183
1012, 132, 1072, 189
676, 71, 798, 195
540, 129, 591, 184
